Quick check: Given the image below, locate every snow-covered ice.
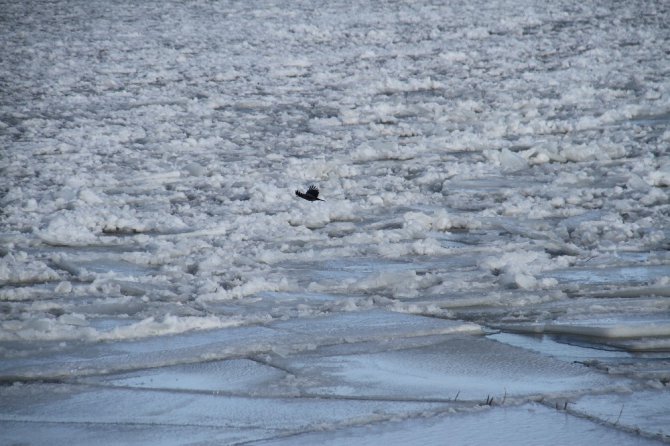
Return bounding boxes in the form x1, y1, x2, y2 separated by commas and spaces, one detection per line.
1, 0, 669, 444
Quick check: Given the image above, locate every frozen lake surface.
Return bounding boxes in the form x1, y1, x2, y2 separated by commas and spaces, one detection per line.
1, 0, 669, 444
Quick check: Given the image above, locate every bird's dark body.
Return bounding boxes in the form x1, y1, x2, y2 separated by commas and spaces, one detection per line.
295, 185, 324, 201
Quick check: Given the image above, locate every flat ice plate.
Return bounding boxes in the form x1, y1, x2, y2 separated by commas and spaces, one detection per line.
254, 403, 665, 446
266, 334, 619, 401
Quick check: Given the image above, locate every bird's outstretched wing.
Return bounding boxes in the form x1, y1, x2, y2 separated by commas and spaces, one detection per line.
306, 185, 320, 199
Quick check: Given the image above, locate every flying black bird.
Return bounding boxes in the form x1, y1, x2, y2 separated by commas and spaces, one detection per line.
295, 185, 324, 201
